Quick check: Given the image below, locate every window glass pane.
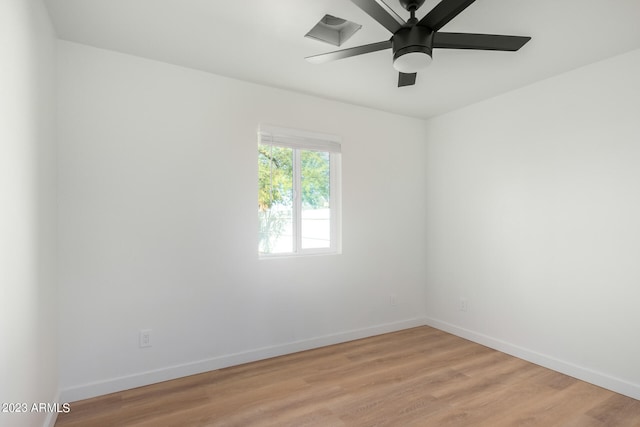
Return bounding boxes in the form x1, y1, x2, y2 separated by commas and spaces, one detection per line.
258, 145, 293, 254
301, 150, 331, 249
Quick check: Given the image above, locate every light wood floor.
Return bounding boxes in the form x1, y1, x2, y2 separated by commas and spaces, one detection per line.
55, 326, 640, 426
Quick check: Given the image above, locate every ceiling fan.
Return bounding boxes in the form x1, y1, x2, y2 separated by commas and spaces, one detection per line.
306, 0, 531, 87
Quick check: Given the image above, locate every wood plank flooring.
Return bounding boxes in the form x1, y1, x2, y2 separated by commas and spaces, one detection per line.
55, 326, 640, 426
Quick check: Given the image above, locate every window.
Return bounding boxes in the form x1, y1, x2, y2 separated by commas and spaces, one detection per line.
258, 125, 341, 256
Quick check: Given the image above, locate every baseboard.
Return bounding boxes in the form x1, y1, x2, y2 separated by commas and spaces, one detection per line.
42, 391, 60, 427
424, 317, 640, 401
59, 317, 426, 403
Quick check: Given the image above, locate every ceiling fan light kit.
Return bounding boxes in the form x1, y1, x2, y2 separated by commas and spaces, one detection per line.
392, 25, 433, 73
305, 0, 531, 87
393, 51, 432, 73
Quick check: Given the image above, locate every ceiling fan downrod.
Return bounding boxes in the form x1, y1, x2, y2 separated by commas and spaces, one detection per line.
399, 0, 425, 23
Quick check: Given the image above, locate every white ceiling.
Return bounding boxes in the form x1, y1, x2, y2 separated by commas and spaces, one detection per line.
45, 0, 640, 119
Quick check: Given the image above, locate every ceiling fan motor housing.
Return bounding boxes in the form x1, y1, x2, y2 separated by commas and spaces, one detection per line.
392, 25, 433, 63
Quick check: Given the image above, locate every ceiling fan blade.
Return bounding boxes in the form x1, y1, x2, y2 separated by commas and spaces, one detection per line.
419, 0, 476, 31
434, 32, 531, 51
305, 40, 392, 64
351, 0, 405, 33
398, 72, 417, 87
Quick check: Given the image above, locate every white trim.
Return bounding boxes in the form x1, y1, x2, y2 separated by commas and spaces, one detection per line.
59, 317, 427, 403
259, 124, 341, 153
259, 124, 341, 144
329, 153, 342, 253
58, 317, 640, 404
424, 317, 640, 401
42, 390, 60, 427
293, 148, 301, 253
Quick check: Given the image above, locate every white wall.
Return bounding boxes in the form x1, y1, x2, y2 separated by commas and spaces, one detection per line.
57, 41, 428, 401
0, 1, 58, 426
424, 48, 640, 399
54, 21, 640, 405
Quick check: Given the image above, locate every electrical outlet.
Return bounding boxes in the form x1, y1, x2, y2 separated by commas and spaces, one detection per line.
139, 329, 152, 348
390, 294, 397, 306
459, 298, 468, 312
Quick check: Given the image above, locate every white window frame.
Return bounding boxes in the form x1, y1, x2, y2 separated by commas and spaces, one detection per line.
258, 124, 342, 258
